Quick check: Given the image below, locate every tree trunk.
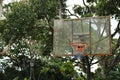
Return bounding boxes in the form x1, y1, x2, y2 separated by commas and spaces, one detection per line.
85, 56, 91, 80
100, 59, 108, 80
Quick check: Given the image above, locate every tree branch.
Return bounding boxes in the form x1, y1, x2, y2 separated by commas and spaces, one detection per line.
111, 20, 120, 38
91, 56, 106, 65
109, 52, 120, 72
45, 15, 53, 33
112, 36, 120, 52
0, 41, 12, 56
90, 55, 95, 64
106, 36, 120, 74
82, 0, 91, 13
64, 9, 80, 18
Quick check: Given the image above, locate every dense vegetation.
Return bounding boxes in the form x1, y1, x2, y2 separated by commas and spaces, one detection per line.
0, 0, 119, 80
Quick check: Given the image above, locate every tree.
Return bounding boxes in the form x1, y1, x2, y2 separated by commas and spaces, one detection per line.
0, 0, 82, 80
73, 0, 120, 80
1, 0, 119, 80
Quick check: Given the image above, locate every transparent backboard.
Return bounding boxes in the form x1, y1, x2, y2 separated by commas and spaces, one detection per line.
53, 16, 111, 56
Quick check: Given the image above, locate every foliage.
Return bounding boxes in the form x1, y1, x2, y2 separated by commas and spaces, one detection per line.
1, 2, 37, 43
109, 64, 120, 80
0, 56, 81, 80
73, 0, 120, 80
29, 0, 59, 19
0, 0, 81, 80
60, 62, 77, 79
0, 0, 119, 80
73, 0, 120, 18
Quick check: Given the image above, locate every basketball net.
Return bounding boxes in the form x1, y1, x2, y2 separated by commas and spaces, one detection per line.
71, 42, 87, 55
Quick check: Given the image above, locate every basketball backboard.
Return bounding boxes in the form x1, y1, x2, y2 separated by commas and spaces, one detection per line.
53, 16, 111, 57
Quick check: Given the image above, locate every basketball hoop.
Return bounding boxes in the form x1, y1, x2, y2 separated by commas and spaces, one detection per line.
53, 16, 111, 80
71, 42, 87, 52
53, 16, 111, 57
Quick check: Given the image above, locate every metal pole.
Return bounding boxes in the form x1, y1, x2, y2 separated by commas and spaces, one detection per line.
30, 60, 32, 80
30, 59, 35, 80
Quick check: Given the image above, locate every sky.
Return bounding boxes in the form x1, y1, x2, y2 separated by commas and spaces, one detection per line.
3, 0, 12, 4
66, 0, 84, 18
2, 0, 119, 38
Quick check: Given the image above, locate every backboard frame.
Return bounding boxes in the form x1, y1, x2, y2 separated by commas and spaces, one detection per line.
53, 16, 112, 57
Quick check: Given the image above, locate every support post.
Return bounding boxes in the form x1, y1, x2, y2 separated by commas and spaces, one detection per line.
85, 56, 91, 80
